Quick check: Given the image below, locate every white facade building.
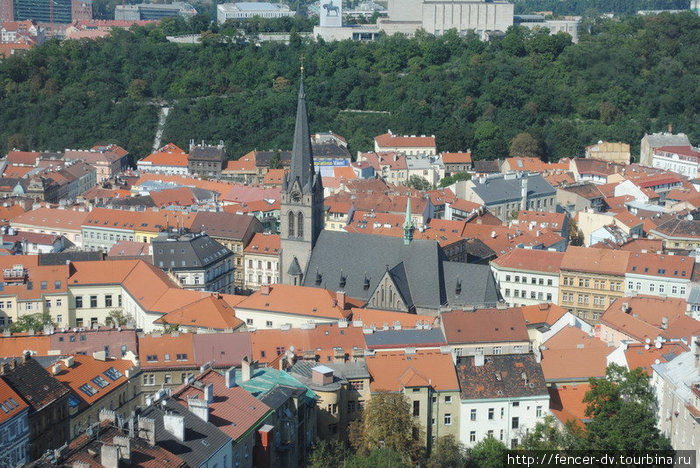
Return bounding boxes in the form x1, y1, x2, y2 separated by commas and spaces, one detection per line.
490, 248, 564, 307
652, 146, 700, 179
625, 252, 693, 300
217, 2, 294, 23
457, 354, 549, 449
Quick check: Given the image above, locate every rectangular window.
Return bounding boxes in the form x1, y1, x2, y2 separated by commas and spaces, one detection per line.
444, 413, 452, 425
176, 353, 188, 361
470, 431, 476, 442
470, 409, 477, 421
90, 296, 97, 308
444, 396, 452, 404
488, 408, 494, 420
494, 346, 502, 355
413, 400, 420, 416
512, 417, 519, 429
57, 314, 62, 323
536, 406, 543, 417
266, 320, 273, 327
164, 375, 172, 384
75, 296, 83, 308
105, 295, 112, 307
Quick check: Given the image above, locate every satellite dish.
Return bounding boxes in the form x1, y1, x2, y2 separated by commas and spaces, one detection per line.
645, 344, 650, 350
655, 342, 662, 349
645, 338, 651, 344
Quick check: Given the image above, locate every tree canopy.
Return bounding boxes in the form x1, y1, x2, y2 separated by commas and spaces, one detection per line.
0, 13, 697, 163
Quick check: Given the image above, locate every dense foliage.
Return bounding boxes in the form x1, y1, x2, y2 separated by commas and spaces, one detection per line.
514, 0, 690, 15
0, 12, 697, 162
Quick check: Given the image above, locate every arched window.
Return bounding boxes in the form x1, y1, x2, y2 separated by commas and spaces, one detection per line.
298, 212, 304, 238
288, 211, 295, 237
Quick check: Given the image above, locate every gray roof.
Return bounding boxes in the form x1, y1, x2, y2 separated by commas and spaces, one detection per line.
311, 142, 351, 159
652, 347, 696, 408
687, 284, 700, 305
290, 360, 369, 391
39, 251, 104, 265
364, 328, 446, 349
303, 231, 499, 311
188, 145, 226, 162
152, 232, 231, 270
303, 231, 445, 309
192, 211, 260, 242
644, 132, 690, 148
471, 173, 555, 205
260, 384, 306, 410
140, 399, 231, 467
443, 262, 501, 308
286, 79, 321, 195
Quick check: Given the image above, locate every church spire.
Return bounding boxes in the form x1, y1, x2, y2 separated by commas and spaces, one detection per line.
288, 66, 315, 193
403, 197, 414, 245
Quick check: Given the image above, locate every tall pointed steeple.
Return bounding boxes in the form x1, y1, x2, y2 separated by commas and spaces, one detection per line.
288, 69, 315, 193
403, 196, 414, 245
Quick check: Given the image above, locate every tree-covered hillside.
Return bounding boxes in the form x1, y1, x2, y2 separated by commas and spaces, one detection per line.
514, 0, 690, 15
0, 12, 697, 161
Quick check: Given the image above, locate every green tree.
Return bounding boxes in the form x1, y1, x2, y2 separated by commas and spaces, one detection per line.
106, 309, 133, 327
427, 435, 467, 468
127, 79, 148, 100
567, 219, 584, 246
509, 132, 540, 158
407, 175, 432, 191
467, 437, 507, 468
10, 312, 52, 333
346, 448, 409, 468
583, 364, 672, 451
269, 150, 282, 170
350, 392, 424, 464
439, 172, 471, 188
308, 439, 349, 468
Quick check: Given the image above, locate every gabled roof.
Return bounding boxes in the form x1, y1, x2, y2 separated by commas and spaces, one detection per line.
470, 173, 556, 205
540, 327, 610, 382
243, 233, 280, 255
625, 251, 693, 278
139, 151, 189, 168
374, 133, 436, 149
2, 357, 69, 412
548, 384, 591, 429
457, 354, 548, 400
623, 342, 688, 376
365, 350, 458, 392
192, 211, 259, 241
441, 308, 529, 345
491, 248, 564, 274
350, 308, 436, 329
11, 207, 88, 231
156, 295, 244, 331
560, 246, 630, 276
173, 369, 271, 442
600, 296, 689, 343
0, 378, 28, 424
442, 152, 472, 164
521, 303, 568, 328
364, 328, 446, 349
48, 355, 133, 408
235, 285, 360, 320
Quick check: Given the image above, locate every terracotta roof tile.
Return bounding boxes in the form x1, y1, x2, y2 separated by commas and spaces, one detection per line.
600, 296, 688, 343
139, 333, 195, 369
520, 303, 567, 327
156, 295, 244, 331
11, 207, 88, 231
374, 133, 436, 149
491, 248, 564, 273
548, 384, 591, 429
442, 152, 472, 164
262, 168, 287, 185
457, 354, 548, 400
139, 151, 189, 168
365, 350, 458, 392
243, 233, 280, 255
441, 308, 529, 344
625, 252, 693, 278
0, 378, 28, 424
350, 308, 436, 329
623, 342, 688, 376
560, 246, 629, 275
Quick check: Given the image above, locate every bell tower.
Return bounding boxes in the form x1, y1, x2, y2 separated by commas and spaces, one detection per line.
280, 69, 324, 285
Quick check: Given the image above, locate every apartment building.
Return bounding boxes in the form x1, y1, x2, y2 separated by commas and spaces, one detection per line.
490, 248, 564, 307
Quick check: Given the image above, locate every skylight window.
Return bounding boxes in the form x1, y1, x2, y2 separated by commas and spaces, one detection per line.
92, 376, 110, 389
104, 367, 123, 381
78, 383, 98, 396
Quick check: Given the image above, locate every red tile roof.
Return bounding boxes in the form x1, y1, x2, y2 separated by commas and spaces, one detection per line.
139, 333, 195, 369
243, 233, 280, 255
623, 342, 688, 376
11, 207, 88, 231
491, 248, 565, 274
139, 151, 189, 168
560, 246, 630, 276
365, 350, 458, 392
155, 295, 244, 331
600, 296, 688, 343
521, 303, 568, 327
49, 354, 134, 406
263, 169, 287, 185
442, 152, 472, 164
374, 133, 436, 149
548, 384, 591, 429
350, 308, 436, 329
6, 151, 40, 165
441, 308, 529, 344
0, 378, 28, 424
235, 285, 361, 320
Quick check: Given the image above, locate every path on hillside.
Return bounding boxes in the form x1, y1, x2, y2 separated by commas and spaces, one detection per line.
151, 106, 170, 152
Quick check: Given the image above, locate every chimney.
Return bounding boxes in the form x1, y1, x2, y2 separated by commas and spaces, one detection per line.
22, 350, 31, 363
312, 366, 334, 386
99, 408, 116, 423
163, 413, 185, 442
204, 383, 214, 404
137, 417, 156, 446
112, 436, 131, 462
242, 356, 252, 382
62, 356, 75, 368
474, 354, 485, 367
260, 285, 271, 296
93, 350, 107, 361
100, 444, 120, 468
520, 177, 529, 210
188, 397, 209, 423
225, 366, 236, 388
661, 316, 668, 330
336, 291, 346, 310
51, 362, 62, 375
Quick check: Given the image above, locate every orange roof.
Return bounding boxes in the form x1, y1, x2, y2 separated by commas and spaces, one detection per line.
49, 354, 134, 406
449, 198, 481, 213
235, 285, 361, 320
515, 210, 566, 231
560, 246, 630, 276
623, 342, 688, 376
350, 308, 436, 329
0, 379, 29, 424
545, 172, 575, 187
249, 323, 365, 364
0, 264, 69, 301
625, 251, 693, 278
156, 295, 244, 331
139, 333, 196, 369
548, 384, 591, 429
426, 188, 457, 206
613, 210, 643, 228
618, 238, 664, 252
243, 233, 280, 255
11, 207, 88, 231
230, 199, 280, 214
521, 303, 568, 327
224, 152, 256, 172
0, 334, 51, 357
6, 151, 40, 165
3, 164, 34, 178
374, 133, 436, 149
0, 203, 28, 222
442, 152, 472, 164
441, 308, 529, 344
138, 151, 188, 168
601, 296, 688, 343
365, 350, 459, 392
263, 169, 286, 185
491, 248, 564, 274
149, 188, 198, 207
333, 166, 356, 179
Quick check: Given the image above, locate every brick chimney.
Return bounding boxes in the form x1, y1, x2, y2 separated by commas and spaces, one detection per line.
336, 291, 346, 310
260, 285, 271, 296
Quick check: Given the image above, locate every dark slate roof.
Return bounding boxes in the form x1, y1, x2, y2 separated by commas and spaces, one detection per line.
473, 160, 500, 173
108, 195, 156, 208
465, 238, 497, 262
192, 211, 260, 242
311, 142, 351, 159
2, 357, 69, 412
39, 251, 104, 265
443, 262, 501, 308
471, 173, 555, 205
303, 231, 445, 309
644, 133, 690, 147
456, 354, 548, 400
140, 399, 231, 467
188, 145, 226, 162
364, 328, 446, 349
254, 151, 292, 168
260, 384, 307, 410
152, 233, 232, 270
304, 231, 499, 311
285, 79, 322, 195
652, 211, 700, 239
290, 361, 369, 392
559, 183, 605, 200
